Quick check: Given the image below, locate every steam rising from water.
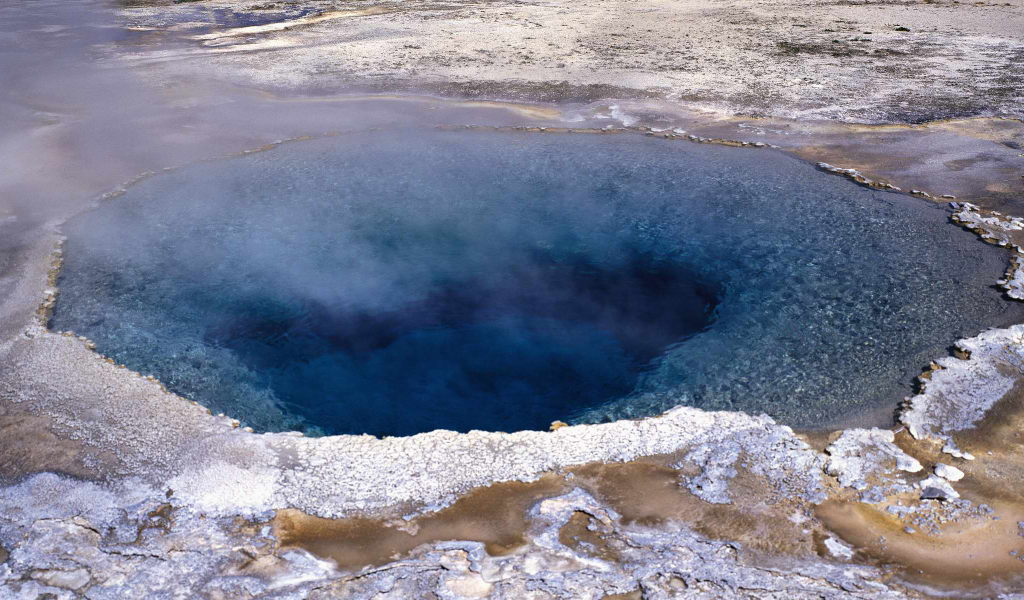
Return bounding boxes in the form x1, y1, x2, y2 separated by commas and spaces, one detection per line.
51, 130, 1024, 435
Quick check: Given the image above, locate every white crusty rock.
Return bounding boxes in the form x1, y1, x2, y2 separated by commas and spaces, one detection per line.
677, 418, 825, 505
824, 428, 922, 491
823, 537, 855, 560
942, 438, 976, 461
918, 475, 960, 500
3, 319, 829, 520
900, 325, 1024, 440
933, 463, 965, 482
0, 472, 909, 600
951, 204, 1024, 299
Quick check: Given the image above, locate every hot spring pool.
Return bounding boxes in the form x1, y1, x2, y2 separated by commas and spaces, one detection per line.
51, 130, 1023, 436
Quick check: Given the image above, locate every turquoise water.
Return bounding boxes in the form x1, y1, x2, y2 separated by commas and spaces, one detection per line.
51, 130, 1023, 435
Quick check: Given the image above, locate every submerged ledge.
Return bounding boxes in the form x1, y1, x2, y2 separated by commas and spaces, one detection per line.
3, 109, 1024, 598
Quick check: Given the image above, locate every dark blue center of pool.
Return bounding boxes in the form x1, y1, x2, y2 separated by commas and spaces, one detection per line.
198, 252, 718, 436
52, 130, 1023, 436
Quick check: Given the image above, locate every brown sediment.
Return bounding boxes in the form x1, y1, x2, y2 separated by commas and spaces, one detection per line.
929, 117, 1024, 147
695, 473, 817, 557
272, 474, 569, 571
938, 383, 1024, 504
274, 455, 827, 574
816, 498, 1024, 596
0, 413, 115, 481
955, 383, 1024, 455
272, 466, 680, 573
782, 118, 1024, 212
570, 457, 697, 526
569, 458, 820, 559
795, 429, 841, 453
816, 384, 1024, 596
557, 510, 621, 562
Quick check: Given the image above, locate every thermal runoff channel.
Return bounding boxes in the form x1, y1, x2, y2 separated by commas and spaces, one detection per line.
52, 130, 1023, 436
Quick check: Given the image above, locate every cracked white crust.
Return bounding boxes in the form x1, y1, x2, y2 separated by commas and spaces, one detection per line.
0, 474, 903, 599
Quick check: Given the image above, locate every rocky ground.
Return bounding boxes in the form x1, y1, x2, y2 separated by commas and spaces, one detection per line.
113, 0, 1024, 123
2, 0, 1024, 598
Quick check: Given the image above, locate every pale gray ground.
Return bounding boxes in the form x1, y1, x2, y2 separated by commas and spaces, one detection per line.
116, 0, 1024, 123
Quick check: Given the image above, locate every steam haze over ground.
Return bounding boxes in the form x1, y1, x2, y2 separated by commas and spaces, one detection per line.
0, 0, 566, 346
0, 0, 537, 226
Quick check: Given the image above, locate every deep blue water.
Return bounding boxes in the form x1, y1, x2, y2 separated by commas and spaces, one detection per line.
52, 130, 1023, 435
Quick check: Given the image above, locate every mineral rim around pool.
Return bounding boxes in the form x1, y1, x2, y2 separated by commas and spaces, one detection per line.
50, 129, 1024, 436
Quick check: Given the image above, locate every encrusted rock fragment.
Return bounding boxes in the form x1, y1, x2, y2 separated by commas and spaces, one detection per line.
823, 537, 855, 559
678, 417, 824, 505
918, 475, 960, 501
942, 438, 975, 461
824, 428, 922, 492
933, 463, 964, 482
